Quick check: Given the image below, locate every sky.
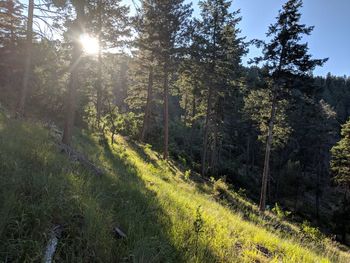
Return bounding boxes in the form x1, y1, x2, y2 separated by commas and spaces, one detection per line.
22, 0, 349, 77
125, 0, 349, 77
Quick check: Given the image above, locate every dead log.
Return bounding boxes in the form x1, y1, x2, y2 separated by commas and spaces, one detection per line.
47, 124, 104, 176
113, 226, 127, 239
58, 142, 104, 177
43, 225, 63, 263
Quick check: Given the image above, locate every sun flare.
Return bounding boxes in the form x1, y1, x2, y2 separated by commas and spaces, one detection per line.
80, 34, 99, 55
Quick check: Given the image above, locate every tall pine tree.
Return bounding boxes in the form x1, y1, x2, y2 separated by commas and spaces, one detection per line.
137, 0, 192, 159
252, 0, 327, 211
197, 0, 245, 176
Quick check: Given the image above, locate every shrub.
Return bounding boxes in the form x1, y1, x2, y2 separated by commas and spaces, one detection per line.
213, 177, 229, 197
301, 221, 323, 241
272, 203, 291, 219
184, 170, 191, 181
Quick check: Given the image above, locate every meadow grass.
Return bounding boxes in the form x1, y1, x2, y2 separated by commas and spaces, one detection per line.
0, 113, 349, 262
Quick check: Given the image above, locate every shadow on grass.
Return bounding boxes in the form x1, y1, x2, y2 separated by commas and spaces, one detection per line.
0, 120, 182, 262
70, 133, 186, 262
76, 132, 224, 262
124, 140, 185, 177
126, 141, 161, 170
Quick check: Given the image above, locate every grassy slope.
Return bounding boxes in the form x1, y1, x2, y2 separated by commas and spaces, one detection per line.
0, 112, 349, 262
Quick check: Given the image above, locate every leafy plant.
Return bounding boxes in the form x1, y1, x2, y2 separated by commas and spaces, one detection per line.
193, 206, 204, 256
301, 221, 323, 241
184, 170, 191, 181
213, 177, 229, 197
272, 203, 291, 219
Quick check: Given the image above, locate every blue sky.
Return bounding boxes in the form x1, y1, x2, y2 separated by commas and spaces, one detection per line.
227, 0, 349, 77
125, 0, 349, 77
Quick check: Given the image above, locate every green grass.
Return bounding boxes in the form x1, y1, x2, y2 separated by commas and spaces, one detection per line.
0, 112, 349, 262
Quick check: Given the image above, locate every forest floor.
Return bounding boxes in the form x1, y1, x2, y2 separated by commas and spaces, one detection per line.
0, 110, 350, 262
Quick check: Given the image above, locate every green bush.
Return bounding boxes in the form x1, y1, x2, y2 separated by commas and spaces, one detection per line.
272, 203, 291, 219
301, 221, 323, 241
213, 177, 229, 197
184, 170, 191, 181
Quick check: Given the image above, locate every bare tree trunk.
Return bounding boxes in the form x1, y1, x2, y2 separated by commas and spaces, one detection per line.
191, 89, 196, 125
111, 130, 115, 145
62, 2, 85, 145
163, 62, 169, 160
201, 85, 213, 176
17, 0, 34, 117
96, 0, 103, 129
315, 147, 323, 222
294, 168, 302, 211
316, 170, 320, 220
189, 91, 197, 156
140, 64, 154, 142
183, 92, 189, 124
210, 114, 218, 174
246, 136, 250, 177
259, 92, 277, 212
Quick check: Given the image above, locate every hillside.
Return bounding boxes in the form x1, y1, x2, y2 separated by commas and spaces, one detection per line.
0, 112, 349, 263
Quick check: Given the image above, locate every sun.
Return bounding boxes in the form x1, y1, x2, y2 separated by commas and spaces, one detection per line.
80, 34, 99, 55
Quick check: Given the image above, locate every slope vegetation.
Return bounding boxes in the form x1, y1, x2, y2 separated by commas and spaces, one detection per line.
0, 112, 349, 262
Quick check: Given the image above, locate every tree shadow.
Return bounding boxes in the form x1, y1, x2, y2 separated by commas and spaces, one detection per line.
78, 134, 223, 262
69, 133, 186, 262
123, 140, 161, 170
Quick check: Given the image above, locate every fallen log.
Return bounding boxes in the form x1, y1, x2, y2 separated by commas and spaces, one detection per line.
43, 225, 63, 263
46, 124, 104, 177
113, 226, 127, 239
58, 142, 104, 177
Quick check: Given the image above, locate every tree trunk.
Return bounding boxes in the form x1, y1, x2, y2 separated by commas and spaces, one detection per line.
259, 92, 277, 212
17, 0, 34, 117
111, 129, 115, 145
246, 136, 250, 177
341, 189, 348, 243
183, 92, 189, 124
163, 62, 169, 160
62, 2, 85, 145
189, 91, 197, 156
294, 170, 301, 211
191, 89, 196, 125
96, 0, 103, 129
201, 85, 213, 176
140, 64, 154, 142
315, 147, 323, 222
210, 115, 218, 174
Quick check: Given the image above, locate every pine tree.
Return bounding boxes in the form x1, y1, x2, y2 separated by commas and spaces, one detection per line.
197, 0, 245, 175
330, 118, 350, 242
61, 0, 86, 145
17, 0, 34, 117
86, 0, 129, 129
136, 0, 192, 159
132, 0, 161, 142
252, 0, 327, 211
0, 0, 25, 103
331, 119, 350, 189
0, 0, 24, 47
